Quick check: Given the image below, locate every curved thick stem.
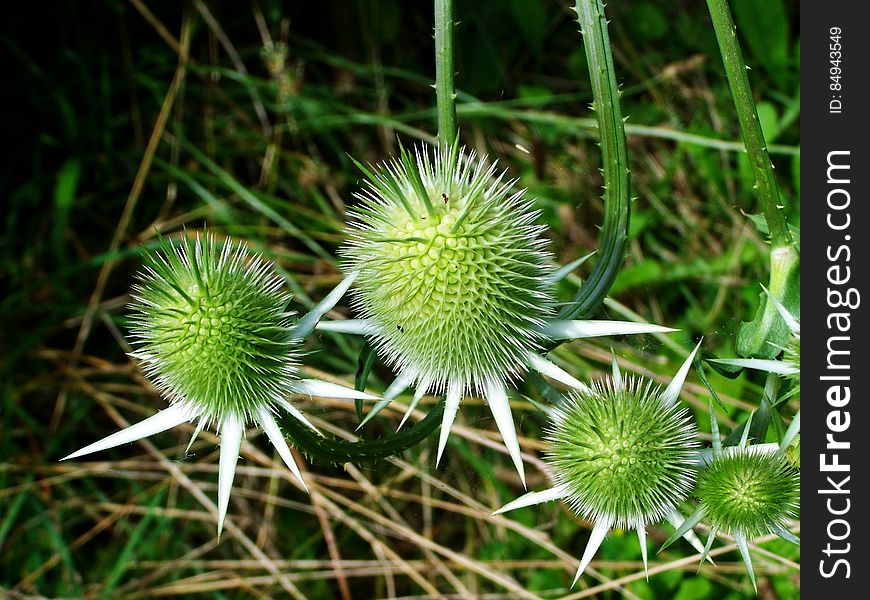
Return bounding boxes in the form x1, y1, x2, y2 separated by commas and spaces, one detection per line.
559, 0, 631, 321
281, 400, 445, 463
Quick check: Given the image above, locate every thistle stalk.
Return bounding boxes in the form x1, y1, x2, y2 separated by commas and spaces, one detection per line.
705, 0, 792, 249
705, 0, 799, 359
434, 0, 457, 148
560, 0, 631, 321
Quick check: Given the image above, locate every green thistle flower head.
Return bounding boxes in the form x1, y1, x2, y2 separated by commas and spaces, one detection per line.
330, 141, 675, 485
130, 233, 297, 424
63, 233, 377, 536
697, 448, 799, 540
492, 346, 703, 585
340, 141, 554, 394
546, 376, 699, 529
664, 406, 801, 590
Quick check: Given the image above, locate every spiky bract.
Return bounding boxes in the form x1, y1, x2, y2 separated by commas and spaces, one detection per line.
783, 333, 800, 385
129, 234, 297, 424
340, 143, 553, 393
545, 378, 698, 529
697, 448, 799, 539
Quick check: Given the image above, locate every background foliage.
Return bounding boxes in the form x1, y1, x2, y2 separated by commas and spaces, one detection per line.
1, 0, 799, 598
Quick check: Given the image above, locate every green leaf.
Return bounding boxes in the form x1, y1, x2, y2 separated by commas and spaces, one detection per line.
660, 506, 705, 553
526, 370, 567, 406
722, 397, 772, 447
694, 353, 726, 410
732, 0, 790, 88
745, 213, 801, 251
705, 357, 745, 379
52, 159, 80, 260
507, 0, 547, 56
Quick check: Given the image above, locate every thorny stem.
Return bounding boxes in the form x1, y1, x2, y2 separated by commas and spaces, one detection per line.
705, 0, 793, 250
434, 0, 457, 148
559, 0, 631, 321
282, 400, 445, 463
706, 0, 799, 360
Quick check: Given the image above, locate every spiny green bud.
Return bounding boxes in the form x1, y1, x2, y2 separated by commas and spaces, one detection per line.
64, 233, 379, 536
545, 376, 699, 528
340, 142, 554, 394
493, 347, 703, 584
129, 233, 297, 424
697, 448, 799, 540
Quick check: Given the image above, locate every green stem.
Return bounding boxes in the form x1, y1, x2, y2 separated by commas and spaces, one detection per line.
434, 0, 456, 148
705, 0, 791, 249
559, 0, 631, 321
707, 0, 799, 361
281, 400, 445, 463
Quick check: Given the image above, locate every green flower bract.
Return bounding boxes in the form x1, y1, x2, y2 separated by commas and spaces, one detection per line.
340, 143, 553, 393
545, 377, 698, 528
697, 448, 799, 539
784, 333, 800, 385
129, 234, 298, 424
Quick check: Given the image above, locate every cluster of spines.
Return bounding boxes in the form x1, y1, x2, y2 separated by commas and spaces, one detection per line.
128, 234, 298, 425
783, 333, 800, 384
545, 377, 698, 529
696, 446, 800, 540
341, 142, 554, 395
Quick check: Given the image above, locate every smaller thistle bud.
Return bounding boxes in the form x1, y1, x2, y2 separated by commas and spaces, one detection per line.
547, 378, 698, 528
62, 233, 375, 536
493, 345, 703, 585
697, 449, 799, 541
665, 407, 800, 591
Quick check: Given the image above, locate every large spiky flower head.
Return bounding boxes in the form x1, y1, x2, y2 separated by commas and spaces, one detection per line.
340, 141, 552, 471
327, 140, 677, 485
493, 346, 707, 585
342, 141, 554, 392
62, 233, 375, 535
667, 407, 800, 591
